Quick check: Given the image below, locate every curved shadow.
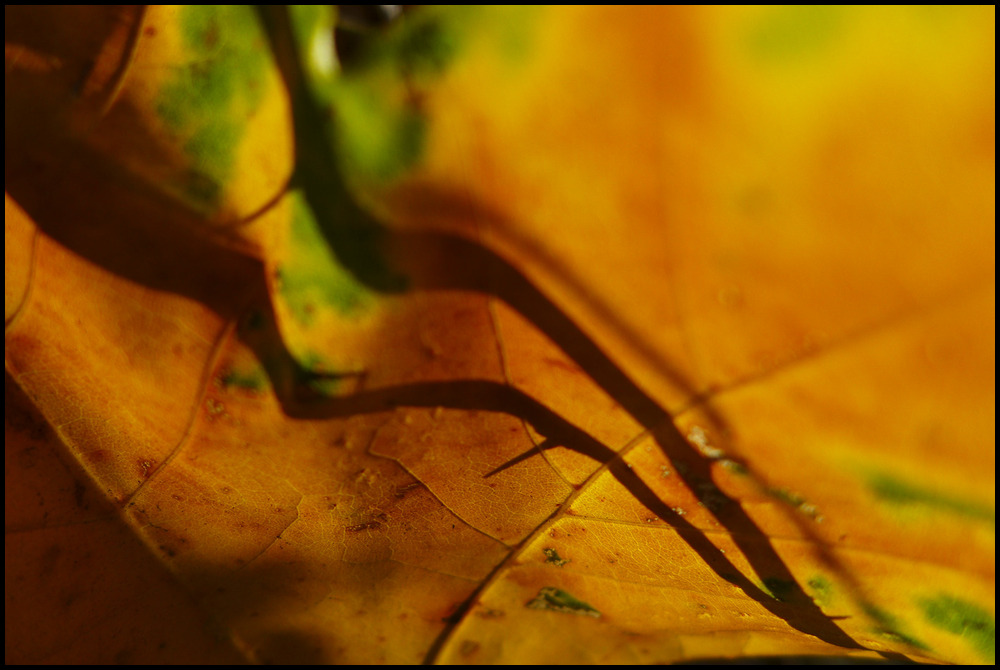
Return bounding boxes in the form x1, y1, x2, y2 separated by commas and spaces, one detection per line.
6, 131, 867, 655
258, 6, 868, 653
5, 6, 876, 659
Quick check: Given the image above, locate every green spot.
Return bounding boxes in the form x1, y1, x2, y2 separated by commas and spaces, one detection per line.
866, 472, 995, 524
769, 487, 805, 507
491, 6, 543, 66
766, 486, 820, 519
543, 548, 570, 567
156, 5, 269, 208
720, 458, 748, 475
386, 13, 458, 76
919, 595, 995, 662
527, 587, 600, 618
293, 351, 341, 397
332, 79, 426, 182
762, 577, 796, 602
325, 7, 472, 183
359, 6, 467, 78
277, 192, 375, 324
220, 367, 266, 392
746, 5, 843, 62
863, 602, 929, 651
242, 309, 265, 332
807, 575, 833, 607
287, 4, 339, 106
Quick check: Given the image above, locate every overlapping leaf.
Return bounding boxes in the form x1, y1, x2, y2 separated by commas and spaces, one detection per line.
5, 6, 994, 664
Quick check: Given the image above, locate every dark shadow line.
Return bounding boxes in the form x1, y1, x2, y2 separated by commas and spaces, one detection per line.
604, 455, 865, 651
267, 363, 865, 651
646, 421, 866, 651
5, 6, 873, 658
350, 239, 864, 651
258, 5, 868, 655
4, 135, 878, 657
253, 6, 717, 431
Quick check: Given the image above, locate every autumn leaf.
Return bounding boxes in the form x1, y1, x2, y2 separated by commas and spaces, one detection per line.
5, 5, 995, 664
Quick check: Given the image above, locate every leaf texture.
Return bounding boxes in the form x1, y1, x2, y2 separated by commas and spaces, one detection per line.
5, 5, 995, 664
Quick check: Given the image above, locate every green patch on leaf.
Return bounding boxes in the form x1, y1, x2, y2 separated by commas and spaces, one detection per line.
490, 6, 543, 66
220, 366, 266, 392
240, 309, 266, 333
293, 351, 341, 397
332, 79, 426, 182
384, 12, 459, 77
865, 472, 995, 524
863, 602, 929, 651
766, 486, 821, 519
745, 5, 843, 63
768, 487, 806, 507
919, 595, 995, 662
356, 6, 469, 79
156, 5, 269, 208
720, 458, 748, 475
276, 192, 375, 324
543, 548, 570, 567
762, 577, 796, 602
290, 6, 338, 77
324, 7, 476, 183
527, 587, 600, 618
806, 575, 833, 607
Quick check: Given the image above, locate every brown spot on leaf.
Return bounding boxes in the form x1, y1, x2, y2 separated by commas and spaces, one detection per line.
137, 458, 156, 479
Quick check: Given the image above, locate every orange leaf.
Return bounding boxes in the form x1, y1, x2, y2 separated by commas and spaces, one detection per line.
6, 6, 994, 664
